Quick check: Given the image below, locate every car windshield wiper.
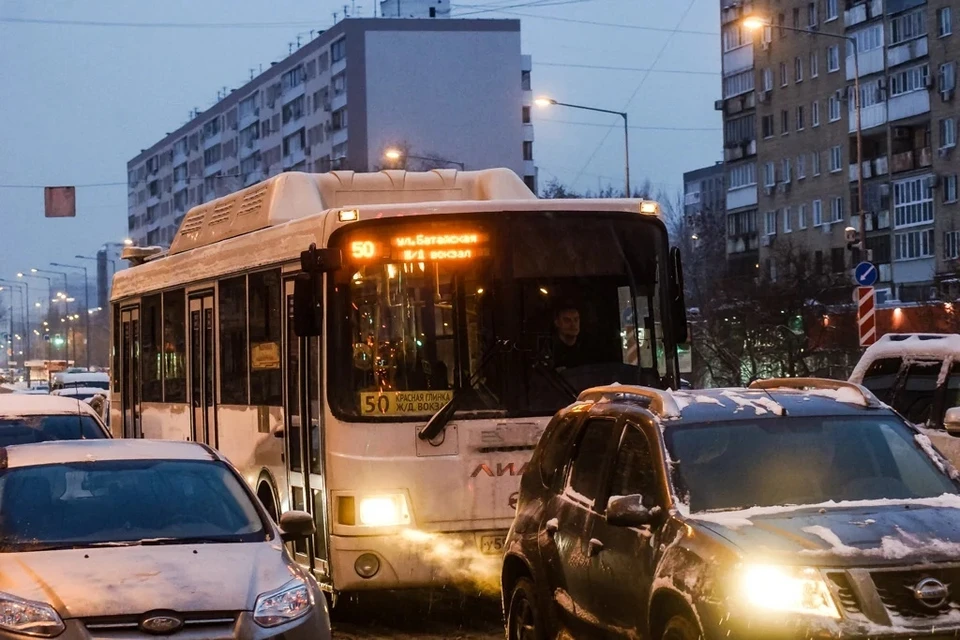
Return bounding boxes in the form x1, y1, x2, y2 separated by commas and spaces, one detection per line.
419, 339, 513, 442
139, 536, 235, 546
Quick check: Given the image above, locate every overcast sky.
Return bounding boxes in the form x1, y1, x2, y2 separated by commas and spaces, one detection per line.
0, 0, 721, 283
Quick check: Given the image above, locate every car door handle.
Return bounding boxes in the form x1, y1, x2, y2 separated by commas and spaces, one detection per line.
588, 538, 604, 557
545, 518, 559, 536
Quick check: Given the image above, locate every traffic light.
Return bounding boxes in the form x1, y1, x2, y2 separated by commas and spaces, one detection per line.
52, 334, 65, 347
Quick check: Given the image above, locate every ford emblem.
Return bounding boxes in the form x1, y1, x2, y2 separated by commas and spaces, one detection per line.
139, 613, 184, 635
912, 577, 950, 609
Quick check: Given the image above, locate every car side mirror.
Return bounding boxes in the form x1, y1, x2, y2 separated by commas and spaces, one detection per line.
279, 510, 316, 542
945, 407, 960, 437
606, 494, 661, 528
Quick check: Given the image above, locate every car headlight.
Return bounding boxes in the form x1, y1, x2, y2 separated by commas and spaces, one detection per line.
358, 494, 410, 527
253, 579, 313, 628
0, 592, 65, 637
739, 564, 840, 619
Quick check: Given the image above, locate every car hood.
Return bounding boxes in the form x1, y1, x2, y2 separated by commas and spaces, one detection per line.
691, 498, 960, 567
0, 541, 295, 617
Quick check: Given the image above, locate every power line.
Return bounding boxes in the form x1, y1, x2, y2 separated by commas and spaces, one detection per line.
538, 118, 719, 131
0, 174, 246, 190
453, 0, 593, 17
484, 9, 718, 36
0, 16, 329, 29
537, 61, 718, 76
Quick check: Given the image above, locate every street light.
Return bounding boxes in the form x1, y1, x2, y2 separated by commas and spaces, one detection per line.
382, 148, 465, 170
742, 15, 864, 223
535, 96, 631, 197
51, 262, 92, 368
0, 280, 29, 362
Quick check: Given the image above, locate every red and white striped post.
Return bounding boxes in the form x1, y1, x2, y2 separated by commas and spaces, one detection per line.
857, 286, 877, 347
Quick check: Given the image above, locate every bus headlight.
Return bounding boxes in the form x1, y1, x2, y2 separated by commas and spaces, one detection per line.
358, 494, 410, 527
739, 564, 840, 619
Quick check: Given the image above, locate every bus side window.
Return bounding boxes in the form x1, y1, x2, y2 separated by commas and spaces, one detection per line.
861, 357, 903, 404
897, 361, 942, 426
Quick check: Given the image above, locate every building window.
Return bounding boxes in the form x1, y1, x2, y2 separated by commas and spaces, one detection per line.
203, 117, 220, 139
812, 151, 821, 176
781, 110, 789, 135
826, 0, 838, 21
827, 45, 840, 72
890, 63, 930, 96
850, 24, 884, 57
778, 13, 786, 38
332, 73, 346, 96
828, 92, 841, 121
796, 105, 805, 130
895, 228, 935, 260
762, 68, 774, 92
163, 289, 187, 403
780, 62, 788, 87
766, 211, 778, 235
521, 70, 531, 90
797, 154, 806, 179
728, 162, 757, 189
248, 269, 282, 406
812, 100, 821, 127
331, 38, 346, 63
522, 141, 534, 161
725, 114, 755, 143
795, 57, 803, 83
219, 276, 249, 405
799, 203, 808, 229
813, 199, 823, 226
810, 51, 819, 78
945, 231, 960, 259
723, 69, 755, 98
522, 106, 531, 124
203, 144, 222, 166
831, 247, 845, 272
940, 62, 957, 93
281, 65, 304, 92
764, 162, 776, 187
331, 107, 347, 131
762, 114, 775, 138
889, 9, 925, 46
942, 175, 959, 203
783, 207, 793, 233
807, 2, 818, 28
941, 118, 958, 149
782, 158, 792, 183
832, 197, 845, 222
939, 7, 953, 38
282, 95, 305, 125
829, 145, 843, 172
894, 176, 934, 227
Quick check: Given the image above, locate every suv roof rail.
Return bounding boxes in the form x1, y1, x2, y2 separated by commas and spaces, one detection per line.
577, 385, 682, 419
748, 377, 881, 407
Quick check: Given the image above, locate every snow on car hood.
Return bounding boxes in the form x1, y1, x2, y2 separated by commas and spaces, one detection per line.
0, 541, 295, 617
691, 496, 960, 567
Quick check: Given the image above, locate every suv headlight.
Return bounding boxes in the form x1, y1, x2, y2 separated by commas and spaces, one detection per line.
253, 579, 313, 628
0, 592, 65, 637
739, 564, 840, 619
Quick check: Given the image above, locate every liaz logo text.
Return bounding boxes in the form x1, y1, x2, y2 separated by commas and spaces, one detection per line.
470, 462, 530, 478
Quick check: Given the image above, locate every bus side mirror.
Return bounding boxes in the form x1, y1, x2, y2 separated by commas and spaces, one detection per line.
669, 247, 689, 344
945, 407, 960, 437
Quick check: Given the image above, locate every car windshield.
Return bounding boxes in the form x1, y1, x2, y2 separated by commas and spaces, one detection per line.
60, 380, 110, 391
665, 417, 958, 513
0, 415, 105, 446
0, 459, 267, 552
329, 211, 673, 420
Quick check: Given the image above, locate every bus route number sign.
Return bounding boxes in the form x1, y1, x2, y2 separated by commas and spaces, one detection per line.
360, 390, 454, 417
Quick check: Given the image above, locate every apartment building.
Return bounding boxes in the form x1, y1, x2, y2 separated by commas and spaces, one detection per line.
127, 18, 537, 248
683, 162, 726, 231
719, 0, 958, 301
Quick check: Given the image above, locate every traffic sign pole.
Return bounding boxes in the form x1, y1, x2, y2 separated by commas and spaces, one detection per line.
857, 286, 877, 347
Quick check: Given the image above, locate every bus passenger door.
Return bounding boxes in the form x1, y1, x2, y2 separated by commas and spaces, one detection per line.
189, 293, 218, 447
120, 306, 141, 439
284, 279, 330, 581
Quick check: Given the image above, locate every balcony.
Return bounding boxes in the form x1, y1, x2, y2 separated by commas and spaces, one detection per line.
847, 46, 885, 79
874, 155, 889, 175
724, 139, 757, 162
845, 0, 882, 27
725, 91, 756, 116
684, 191, 701, 206
203, 131, 221, 150
890, 147, 932, 173
282, 146, 305, 170
331, 127, 348, 148
723, 44, 754, 76
726, 185, 758, 211
238, 108, 259, 130
849, 161, 874, 182
523, 123, 535, 143
281, 117, 303, 138
282, 81, 305, 104
888, 36, 928, 68
727, 234, 759, 255
331, 91, 347, 113
888, 89, 930, 121
850, 101, 888, 132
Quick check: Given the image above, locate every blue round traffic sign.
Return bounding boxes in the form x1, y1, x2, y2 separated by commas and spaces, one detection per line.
854, 261, 878, 287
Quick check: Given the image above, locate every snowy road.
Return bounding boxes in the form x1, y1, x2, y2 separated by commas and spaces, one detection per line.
330, 591, 503, 639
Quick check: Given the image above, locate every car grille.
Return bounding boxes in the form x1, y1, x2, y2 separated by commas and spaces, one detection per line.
81, 611, 237, 638
871, 567, 960, 620
827, 572, 862, 615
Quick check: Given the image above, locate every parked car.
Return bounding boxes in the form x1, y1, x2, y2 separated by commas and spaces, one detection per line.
0, 394, 110, 446
850, 333, 960, 463
502, 379, 960, 639
0, 439, 331, 640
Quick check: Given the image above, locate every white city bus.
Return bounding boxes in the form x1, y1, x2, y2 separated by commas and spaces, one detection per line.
109, 168, 689, 596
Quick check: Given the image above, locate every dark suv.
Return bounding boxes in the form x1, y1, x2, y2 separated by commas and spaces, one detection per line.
501, 379, 960, 639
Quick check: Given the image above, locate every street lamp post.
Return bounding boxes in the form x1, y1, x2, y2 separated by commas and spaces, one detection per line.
34, 268, 74, 363
534, 97, 631, 197
743, 16, 864, 224
0, 280, 29, 364
51, 263, 91, 369
382, 148, 466, 170
18, 272, 58, 360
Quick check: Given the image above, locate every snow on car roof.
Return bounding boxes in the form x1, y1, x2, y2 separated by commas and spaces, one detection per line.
668, 388, 885, 424
0, 394, 100, 417
55, 372, 109, 383
1, 439, 218, 469
850, 333, 960, 382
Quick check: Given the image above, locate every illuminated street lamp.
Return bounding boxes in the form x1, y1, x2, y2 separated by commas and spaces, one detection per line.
742, 15, 864, 223
535, 95, 631, 196
382, 148, 465, 170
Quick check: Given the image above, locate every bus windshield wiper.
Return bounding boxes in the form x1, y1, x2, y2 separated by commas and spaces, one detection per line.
418, 340, 512, 442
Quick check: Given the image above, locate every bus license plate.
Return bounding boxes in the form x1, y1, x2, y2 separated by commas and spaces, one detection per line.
479, 535, 505, 554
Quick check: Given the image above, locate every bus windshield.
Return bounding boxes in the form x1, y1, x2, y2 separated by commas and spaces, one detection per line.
329, 211, 674, 421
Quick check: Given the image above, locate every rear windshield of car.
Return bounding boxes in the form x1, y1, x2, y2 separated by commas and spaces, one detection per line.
665, 417, 958, 513
59, 380, 109, 391
0, 415, 105, 446
0, 459, 267, 552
